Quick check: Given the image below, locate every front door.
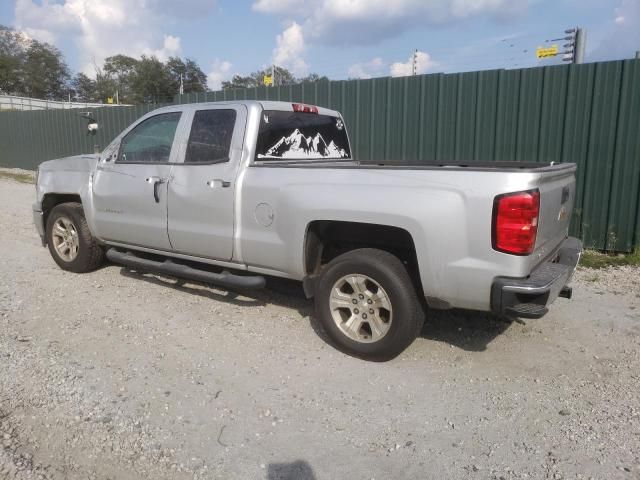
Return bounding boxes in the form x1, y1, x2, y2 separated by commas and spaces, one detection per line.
92, 111, 184, 251
167, 105, 246, 261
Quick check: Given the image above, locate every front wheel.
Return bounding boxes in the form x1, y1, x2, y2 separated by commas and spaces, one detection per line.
314, 248, 424, 361
46, 202, 104, 273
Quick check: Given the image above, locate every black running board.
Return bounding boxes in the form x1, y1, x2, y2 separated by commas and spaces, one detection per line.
106, 249, 266, 290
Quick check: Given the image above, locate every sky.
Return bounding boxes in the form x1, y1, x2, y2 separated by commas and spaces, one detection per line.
1, 0, 639, 90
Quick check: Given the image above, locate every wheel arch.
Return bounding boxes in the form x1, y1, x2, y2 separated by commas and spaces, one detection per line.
42, 193, 83, 241
302, 220, 424, 299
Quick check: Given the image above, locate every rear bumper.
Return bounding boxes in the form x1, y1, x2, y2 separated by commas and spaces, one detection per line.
491, 237, 582, 319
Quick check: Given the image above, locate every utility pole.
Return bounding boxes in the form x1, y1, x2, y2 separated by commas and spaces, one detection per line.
555, 27, 586, 64
272, 64, 276, 87
412, 49, 418, 75
574, 27, 586, 64
179, 74, 184, 95
115, 90, 119, 105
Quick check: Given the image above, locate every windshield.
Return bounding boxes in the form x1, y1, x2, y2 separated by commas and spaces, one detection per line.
256, 110, 351, 161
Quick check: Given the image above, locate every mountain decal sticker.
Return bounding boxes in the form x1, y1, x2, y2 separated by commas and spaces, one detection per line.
258, 129, 349, 159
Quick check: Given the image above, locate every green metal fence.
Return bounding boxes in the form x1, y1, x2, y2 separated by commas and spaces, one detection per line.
1, 60, 639, 251
0, 104, 162, 171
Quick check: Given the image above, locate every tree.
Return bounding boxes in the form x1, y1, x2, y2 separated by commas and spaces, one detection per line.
298, 73, 329, 83
221, 74, 256, 90
130, 55, 174, 104
0, 25, 69, 100
71, 72, 95, 102
95, 70, 116, 103
0, 27, 23, 95
221, 66, 328, 90
166, 57, 207, 94
103, 54, 138, 103
21, 40, 70, 99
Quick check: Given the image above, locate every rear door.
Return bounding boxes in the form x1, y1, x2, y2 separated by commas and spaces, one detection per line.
92, 110, 185, 250
166, 104, 247, 260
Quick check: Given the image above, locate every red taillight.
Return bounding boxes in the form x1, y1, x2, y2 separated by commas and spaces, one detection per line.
492, 190, 540, 255
292, 103, 318, 114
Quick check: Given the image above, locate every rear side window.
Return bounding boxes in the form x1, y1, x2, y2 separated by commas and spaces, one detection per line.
256, 110, 351, 161
118, 112, 181, 163
185, 109, 237, 164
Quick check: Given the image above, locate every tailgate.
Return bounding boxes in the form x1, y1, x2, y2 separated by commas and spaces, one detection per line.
533, 164, 577, 265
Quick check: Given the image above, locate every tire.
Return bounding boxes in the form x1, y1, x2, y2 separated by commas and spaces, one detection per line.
314, 248, 424, 361
46, 202, 104, 273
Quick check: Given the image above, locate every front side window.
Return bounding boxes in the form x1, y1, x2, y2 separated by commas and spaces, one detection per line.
185, 109, 237, 164
256, 110, 351, 161
118, 112, 181, 163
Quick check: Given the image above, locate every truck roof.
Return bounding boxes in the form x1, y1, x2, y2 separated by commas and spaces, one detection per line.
154, 100, 341, 118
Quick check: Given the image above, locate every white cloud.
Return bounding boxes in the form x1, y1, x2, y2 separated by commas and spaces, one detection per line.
13, 0, 215, 76
348, 57, 385, 79
252, 0, 306, 13
207, 59, 233, 90
145, 35, 182, 62
253, 0, 527, 45
347, 51, 439, 79
273, 22, 308, 76
390, 51, 439, 77
590, 0, 640, 61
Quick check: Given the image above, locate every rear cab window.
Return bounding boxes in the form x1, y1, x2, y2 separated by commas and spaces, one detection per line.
256, 110, 351, 161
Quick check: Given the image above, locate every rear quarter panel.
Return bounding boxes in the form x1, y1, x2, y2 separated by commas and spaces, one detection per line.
239, 165, 556, 311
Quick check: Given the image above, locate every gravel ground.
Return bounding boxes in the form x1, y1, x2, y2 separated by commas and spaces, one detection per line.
1, 175, 639, 480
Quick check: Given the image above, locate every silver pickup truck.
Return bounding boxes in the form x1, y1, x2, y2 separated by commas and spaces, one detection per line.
33, 100, 582, 360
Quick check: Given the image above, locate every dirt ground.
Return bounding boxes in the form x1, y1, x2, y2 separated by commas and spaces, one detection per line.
1, 175, 639, 480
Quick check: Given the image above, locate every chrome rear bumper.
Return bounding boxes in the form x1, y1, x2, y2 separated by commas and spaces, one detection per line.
491, 237, 582, 318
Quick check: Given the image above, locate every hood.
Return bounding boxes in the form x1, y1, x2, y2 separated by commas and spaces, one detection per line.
39, 154, 100, 173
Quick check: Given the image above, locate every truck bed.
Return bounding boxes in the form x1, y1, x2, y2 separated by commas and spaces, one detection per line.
254, 159, 577, 173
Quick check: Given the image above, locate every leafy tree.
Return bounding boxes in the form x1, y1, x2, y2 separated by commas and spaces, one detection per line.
166, 57, 207, 94
93, 64, 117, 103
221, 74, 256, 90
130, 55, 175, 104
222, 66, 295, 90
299, 73, 329, 83
70, 72, 96, 102
103, 54, 138, 103
21, 40, 69, 99
0, 27, 23, 95
1, 25, 70, 99
221, 66, 327, 90
1, 25, 329, 103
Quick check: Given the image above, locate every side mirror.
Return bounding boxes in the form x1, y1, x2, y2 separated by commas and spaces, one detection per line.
100, 141, 119, 162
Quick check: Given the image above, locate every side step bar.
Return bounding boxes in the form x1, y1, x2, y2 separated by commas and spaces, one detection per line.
106, 249, 266, 290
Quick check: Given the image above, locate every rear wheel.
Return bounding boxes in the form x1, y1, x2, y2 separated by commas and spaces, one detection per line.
315, 248, 424, 361
46, 202, 104, 273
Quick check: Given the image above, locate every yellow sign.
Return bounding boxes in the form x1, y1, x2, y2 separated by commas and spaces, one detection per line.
106, 97, 114, 104
263, 75, 274, 86
536, 45, 559, 59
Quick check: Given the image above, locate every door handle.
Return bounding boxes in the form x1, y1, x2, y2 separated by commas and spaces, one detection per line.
145, 176, 166, 203
206, 179, 231, 188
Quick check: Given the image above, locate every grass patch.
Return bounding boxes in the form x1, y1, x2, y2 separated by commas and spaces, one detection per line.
579, 249, 640, 269
0, 171, 34, 184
